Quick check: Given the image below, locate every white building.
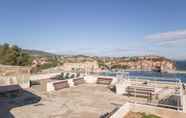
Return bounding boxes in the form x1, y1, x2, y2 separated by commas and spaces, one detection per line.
62, 61, 99, 73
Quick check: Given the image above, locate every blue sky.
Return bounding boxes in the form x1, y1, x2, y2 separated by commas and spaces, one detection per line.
0, 0, 186, 59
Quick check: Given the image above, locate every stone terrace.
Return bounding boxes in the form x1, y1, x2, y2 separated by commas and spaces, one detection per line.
10, 84, 127, 118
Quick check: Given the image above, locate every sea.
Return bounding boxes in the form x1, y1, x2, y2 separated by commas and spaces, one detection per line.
99, 71, 186, 83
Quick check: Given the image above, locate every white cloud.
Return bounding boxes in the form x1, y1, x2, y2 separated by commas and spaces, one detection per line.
144, 30, 186, 59
144, 30, 186, 42
96, 47, 158, 57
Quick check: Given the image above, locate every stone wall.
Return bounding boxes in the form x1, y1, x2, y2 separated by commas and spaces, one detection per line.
0, 75, 30, 88
0, 65, 30, 76
0, 65, 31, 89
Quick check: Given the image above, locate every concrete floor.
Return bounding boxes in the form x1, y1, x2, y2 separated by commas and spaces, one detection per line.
10, 84, 127, 118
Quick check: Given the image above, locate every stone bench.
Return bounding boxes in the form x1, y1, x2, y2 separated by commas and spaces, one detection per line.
126, 86, 154, 98
97, 78, 113, 85
73, 78, 85, 86
0, 85, 22, 93
53, 80, 70, 90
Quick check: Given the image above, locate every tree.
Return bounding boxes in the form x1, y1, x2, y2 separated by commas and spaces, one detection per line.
17, 53, 33, 66
65, 73, 69, 79
0, 43, 33, 66
0, 43, 10, 64
70, 74, 75, 78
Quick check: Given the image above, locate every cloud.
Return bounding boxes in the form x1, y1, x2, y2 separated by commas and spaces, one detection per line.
102, 48, 135, 53
144, 30, 186, 43
96, 47, 159, 57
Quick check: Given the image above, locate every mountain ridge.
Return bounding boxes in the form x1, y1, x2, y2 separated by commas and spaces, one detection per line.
22, 49, 58, 57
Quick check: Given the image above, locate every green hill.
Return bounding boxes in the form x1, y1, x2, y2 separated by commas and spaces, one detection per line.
22, 49, 57, 57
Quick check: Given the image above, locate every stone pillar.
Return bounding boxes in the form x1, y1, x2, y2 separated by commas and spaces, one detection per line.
84, 75, 97, 84
67, 79, 74, 87
116, 79, 130, 95
46, 82, 55, 92
183, 95, 186, 112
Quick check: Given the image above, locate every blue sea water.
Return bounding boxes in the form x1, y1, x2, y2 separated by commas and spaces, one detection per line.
99, 71, 186, 83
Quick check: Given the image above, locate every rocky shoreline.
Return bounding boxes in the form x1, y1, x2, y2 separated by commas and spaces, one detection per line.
109, 57, 176, 73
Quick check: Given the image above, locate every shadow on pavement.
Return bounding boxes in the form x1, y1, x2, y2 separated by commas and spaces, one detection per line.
158, 95, 181, 110
0, 85, 41, 118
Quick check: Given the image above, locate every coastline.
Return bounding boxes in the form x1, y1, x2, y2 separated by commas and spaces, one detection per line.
110, 69, 186, 84
122, 69, 186, 74
173, 70, 186, 74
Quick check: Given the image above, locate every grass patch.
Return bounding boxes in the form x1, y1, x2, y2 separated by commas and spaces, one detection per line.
141, 113, 160, 118
125, 112, 161, 118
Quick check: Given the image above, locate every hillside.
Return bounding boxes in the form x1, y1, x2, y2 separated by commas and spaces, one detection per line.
105, 56, 176, 72
0, 43, 180, 72
0, 44, 32, 66
22, 49, 57, 57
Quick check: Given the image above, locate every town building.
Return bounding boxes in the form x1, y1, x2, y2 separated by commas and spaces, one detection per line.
62, 60, 99, 73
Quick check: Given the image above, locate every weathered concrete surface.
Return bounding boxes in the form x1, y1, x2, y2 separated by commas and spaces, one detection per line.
30, 72, 61, 81
0, 75, 30, 88
131, 104, 186, 118
10, 84, 127, 118
0, 66, 30, 88
0, 65, 30, 76
111, 102, 186, 118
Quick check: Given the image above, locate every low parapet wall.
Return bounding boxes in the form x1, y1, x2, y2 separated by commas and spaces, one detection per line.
110, 102, 130, 118
30, 72, 61, 81
0, 65, 30, 76
46, 75, 117, 92
0, 75, 30, 88
111, 102, 186, 118
46, 78, 84, 92
84, 75, 117, 85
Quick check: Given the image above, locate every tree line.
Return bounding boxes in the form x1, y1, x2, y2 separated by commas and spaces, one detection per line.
0, 43, 32, 66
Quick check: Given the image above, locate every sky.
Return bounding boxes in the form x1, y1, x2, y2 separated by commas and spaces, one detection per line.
0, 0, 186, 59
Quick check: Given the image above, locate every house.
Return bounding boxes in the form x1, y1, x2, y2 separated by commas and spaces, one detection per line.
62, 60, 99, 73
32, 57, 49, 67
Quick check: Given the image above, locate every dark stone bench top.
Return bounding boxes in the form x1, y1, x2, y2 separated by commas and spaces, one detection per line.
97, 78, 113, 80
0, 85, 21, 93
53, 80, 68, 85
73, 78, 84, 81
